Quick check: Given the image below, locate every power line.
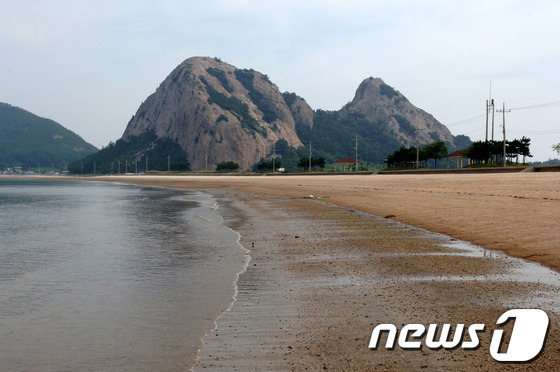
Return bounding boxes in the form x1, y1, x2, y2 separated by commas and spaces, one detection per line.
507, 91, 560, 105
510, 129, 560, 135
444, 99, 559, 128
445, 114, 485, 127
509, 100, 560, 111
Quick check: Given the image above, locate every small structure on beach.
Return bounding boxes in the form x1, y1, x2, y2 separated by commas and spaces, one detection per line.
333, 158, 357, 172
446, 150, 471, 168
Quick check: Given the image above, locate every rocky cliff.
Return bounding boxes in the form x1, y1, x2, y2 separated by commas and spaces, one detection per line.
122, 57, 303, 171
340, 77, 457, 148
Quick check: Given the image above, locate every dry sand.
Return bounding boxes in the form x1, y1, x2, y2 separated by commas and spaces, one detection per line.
82, 172, 560, 370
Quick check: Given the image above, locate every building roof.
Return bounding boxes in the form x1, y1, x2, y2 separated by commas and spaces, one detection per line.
334, 158, 357, 164
446, 150, 468, 158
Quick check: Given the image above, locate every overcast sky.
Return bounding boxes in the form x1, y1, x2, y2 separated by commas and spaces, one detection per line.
2, 0, 559, 161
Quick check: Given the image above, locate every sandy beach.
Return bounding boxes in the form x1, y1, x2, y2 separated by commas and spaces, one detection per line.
80, 173, 560, 370
91, 172, 560, 272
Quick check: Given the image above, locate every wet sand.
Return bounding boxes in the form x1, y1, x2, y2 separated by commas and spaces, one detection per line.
193, 194, 560, 370
89, 172, 560, 272
75, 173, 560, 369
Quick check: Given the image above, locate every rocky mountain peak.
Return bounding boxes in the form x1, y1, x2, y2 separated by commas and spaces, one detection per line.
122, 56, 302, 171
341, 77, 457, 148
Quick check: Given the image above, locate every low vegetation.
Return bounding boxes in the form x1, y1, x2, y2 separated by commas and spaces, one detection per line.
253, 157, 282, 172
385, 141, 448, 168
465, 137, 531, 164
203, 79, 267, 138
297, 157, 326, 171
216, 161, 239, 172
234, 69, 279, 124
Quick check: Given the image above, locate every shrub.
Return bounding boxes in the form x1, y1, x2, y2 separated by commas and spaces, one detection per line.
216, 161, 239, 171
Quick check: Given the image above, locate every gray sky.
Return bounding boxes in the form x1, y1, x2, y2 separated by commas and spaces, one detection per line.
1, 0, 559, 161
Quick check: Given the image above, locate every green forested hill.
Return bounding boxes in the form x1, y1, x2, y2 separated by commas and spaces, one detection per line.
0, 102, 98, 170
294, 109, 402, 166
294, 108, 472, 168
68, 131, 190, 174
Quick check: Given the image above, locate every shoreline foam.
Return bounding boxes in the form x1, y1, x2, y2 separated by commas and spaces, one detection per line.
190, 194, 252, 371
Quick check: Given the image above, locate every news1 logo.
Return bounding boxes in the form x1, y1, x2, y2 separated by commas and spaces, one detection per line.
369, 309, 549, 362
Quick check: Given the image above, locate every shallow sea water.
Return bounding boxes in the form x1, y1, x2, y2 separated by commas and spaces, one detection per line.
0, 178, 246, 371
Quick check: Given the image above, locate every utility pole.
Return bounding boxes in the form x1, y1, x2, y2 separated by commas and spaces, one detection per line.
93, 161, 96, 174
496, 103, 511, 167
485, 99, 489, 142
416, 128, 420, 168
111, 162, 113, 175
272, 143, 276, 173
135, 160, 137, 174
146, 156, 148, 173
485, 99, 495, 141
308, 141, 312, 172
118, 160, 120, 174
491, 99, 495, 141
168, 155, 170, 172
355, 134, 358, 172
125, 160, 128, 173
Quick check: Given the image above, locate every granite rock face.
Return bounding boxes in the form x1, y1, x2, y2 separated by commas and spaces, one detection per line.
122, 57, 303, 171
339, 77, 457, 148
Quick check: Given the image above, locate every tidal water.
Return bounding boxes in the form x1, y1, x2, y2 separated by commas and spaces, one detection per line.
0, 178, 247, 371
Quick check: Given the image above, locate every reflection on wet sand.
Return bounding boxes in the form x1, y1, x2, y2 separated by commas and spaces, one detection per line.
195, 195, 560, 370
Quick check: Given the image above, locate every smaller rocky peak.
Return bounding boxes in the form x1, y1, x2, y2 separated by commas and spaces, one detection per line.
352, 77, 408, 106
340, 77, 456, 149
283, 92, 314, 129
